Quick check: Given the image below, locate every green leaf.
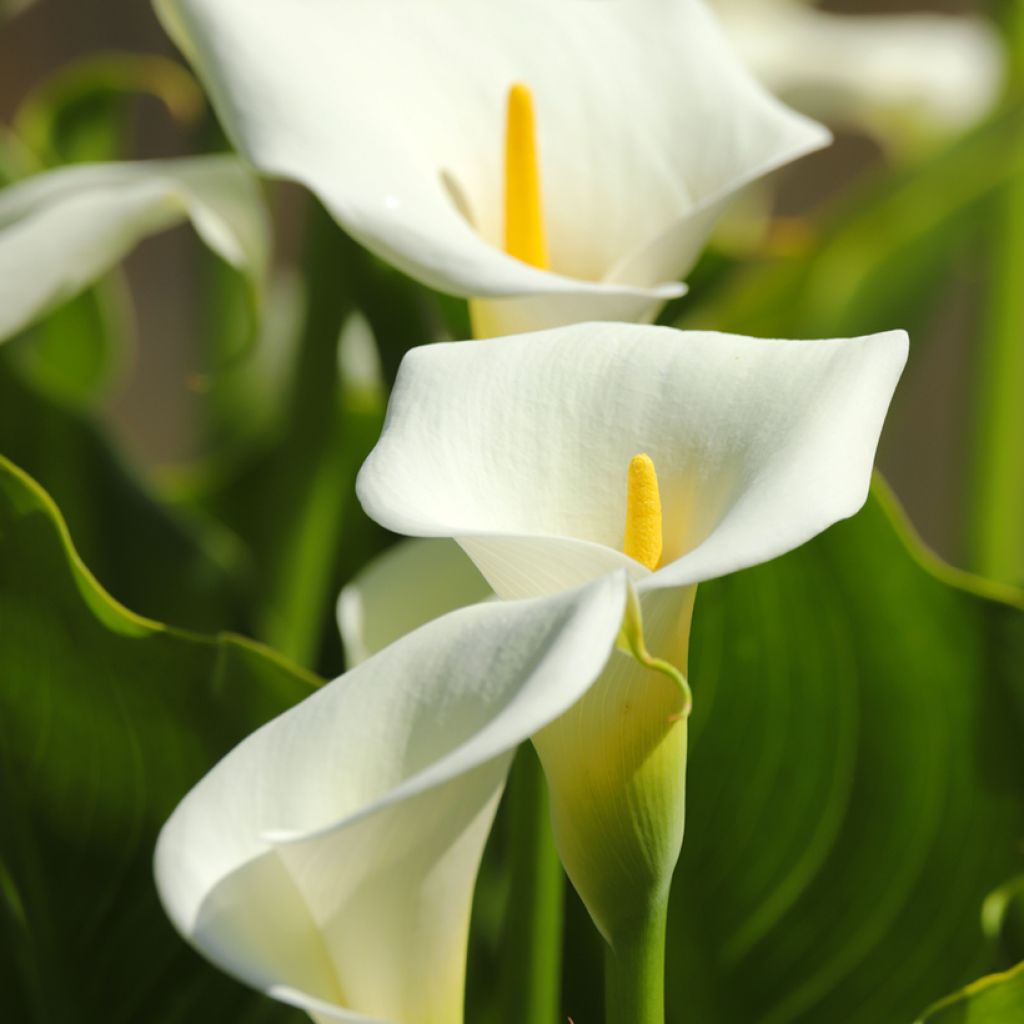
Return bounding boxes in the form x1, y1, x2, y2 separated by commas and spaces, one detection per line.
0, 355, 249, 632
917, 963, 1024, 1023
655, 484, 1024, 1023
0, 453, 315, 1023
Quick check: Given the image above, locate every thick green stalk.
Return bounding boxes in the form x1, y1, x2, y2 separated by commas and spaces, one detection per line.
604, 899, 669, 1024
971, 3, 1024, 584
499, 745, 564, 1024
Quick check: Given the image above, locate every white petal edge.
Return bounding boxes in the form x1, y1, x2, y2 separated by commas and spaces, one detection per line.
156, 573, 626, 1023
718, 2, 1004, 139
155, 0, 826, 320
0, 155, 269, 343
357, 323, 908, 600
338, 538, 492, 666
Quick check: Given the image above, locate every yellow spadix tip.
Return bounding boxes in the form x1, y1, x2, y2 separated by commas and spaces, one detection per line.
623, 453, 663, 571
504, 82, 549, 270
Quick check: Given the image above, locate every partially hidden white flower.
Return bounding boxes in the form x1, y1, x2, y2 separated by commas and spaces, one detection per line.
155, 0, 829, 336
355, 322, 908, 938
338, 538, 492, 667
0, 155, 269, 344
156, 575, 628, 1024
713, 0, 1004, 148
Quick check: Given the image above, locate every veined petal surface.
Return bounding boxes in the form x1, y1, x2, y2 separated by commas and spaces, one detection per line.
155, 0, 827, 326
0, 155, 268, 343
156, 575, 626, 1024
357, 324, 908, 598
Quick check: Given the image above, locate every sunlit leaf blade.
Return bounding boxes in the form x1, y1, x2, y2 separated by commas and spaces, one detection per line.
916, 962, 1024, 1023
641, 484, 1024, 1023
0, 454, 314, 1023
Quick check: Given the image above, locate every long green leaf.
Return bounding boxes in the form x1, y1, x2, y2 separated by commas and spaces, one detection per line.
0, 356, 248, 632
0, 454, 316, 1023
670, 483, 1023, 1022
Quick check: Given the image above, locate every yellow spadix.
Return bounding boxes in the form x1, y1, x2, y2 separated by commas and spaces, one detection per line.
623, 453, 663, 571
504, 82, 549, 270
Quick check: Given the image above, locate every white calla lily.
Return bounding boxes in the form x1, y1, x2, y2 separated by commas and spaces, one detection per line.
155, 0, 828, 335
0, 155, 268, 343
356, 322, 908, 938
714, 0, 1004, 147
358, 323, 908, 600
156, 575, 628, 1024
338, 538, 492, 667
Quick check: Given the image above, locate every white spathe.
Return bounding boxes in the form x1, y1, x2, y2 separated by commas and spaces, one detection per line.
155, 0, 829, 332
156, 575, 627, 1024
714, 0, 1004, 146
356, 322, 907, 937
357, 323, 909, 601
0, 155, 269, 343
338, 538, 492, 667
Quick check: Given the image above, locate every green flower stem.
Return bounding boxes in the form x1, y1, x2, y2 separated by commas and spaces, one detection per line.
604, 898, 669, 1024
971, 3, 1024, 585
499, 745, 564, 1024
260, 200, 354, 666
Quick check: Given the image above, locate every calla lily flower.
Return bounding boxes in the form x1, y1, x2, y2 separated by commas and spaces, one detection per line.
338, 538, 492, 667
155, 0, 829, 335
713, 0, 1004, 149
356, 322, 908, 937
0, 155, 268, 343
156, 575, 627, 1024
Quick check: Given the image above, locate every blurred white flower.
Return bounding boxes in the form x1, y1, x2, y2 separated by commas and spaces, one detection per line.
713, 0, 1005, 149
0, 156, 268, 343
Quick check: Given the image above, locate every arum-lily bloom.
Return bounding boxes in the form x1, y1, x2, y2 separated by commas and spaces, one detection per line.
356, 322, 908, 941
156, 575, 628, 1024
0, 155, 268, 343
155, 0, 829, 336
339, 537, 491, 667
713, 0, 1004, 151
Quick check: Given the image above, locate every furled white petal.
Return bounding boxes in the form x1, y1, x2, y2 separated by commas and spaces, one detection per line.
533, 582, 695, 941
156, 575, 627, 1024
156, 0, 827, 329
338, 538, 492, 666
716, 0, 1004, 142
357, 323, 908, 599
0, 155, 268, 343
